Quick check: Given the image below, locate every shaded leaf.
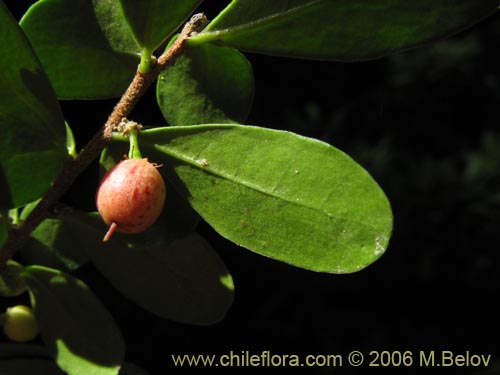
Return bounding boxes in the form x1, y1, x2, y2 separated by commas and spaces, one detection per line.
118, 0, 203, 51
20, 0, 139, 99
21, 265, 125, 375
77, 213, 234, 325
0, 359, 65, 375
189, 0, 499, 61
0, 261, 27, 297
20, 216, 91, 272
130, 125, 392, 273
0, 343, 49, 359
0, 2, 66, 209
157, 42, 254, 125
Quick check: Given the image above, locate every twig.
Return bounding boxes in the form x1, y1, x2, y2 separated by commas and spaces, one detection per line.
0, 14, 208, 266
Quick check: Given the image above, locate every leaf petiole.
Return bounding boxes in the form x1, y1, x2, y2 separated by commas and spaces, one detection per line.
139, 47, 153, 74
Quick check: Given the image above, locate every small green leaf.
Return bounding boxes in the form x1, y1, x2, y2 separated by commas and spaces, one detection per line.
157, 42, 254, 126
132, 125, 393, 273
0, 358, 66, 375
118, 0, 203, 51
189, 0, 499, 61
77, 213, 233, 325
0, 2, 66, 209
20, 216, 91, 272
21, 265, 125, 375
19, 199, 41, 222
65, 123, 77, 158
0, 261, 27, 297
20, 0, 139, 99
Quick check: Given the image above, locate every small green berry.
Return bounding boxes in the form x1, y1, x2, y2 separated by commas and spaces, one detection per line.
2, 305, 39, 342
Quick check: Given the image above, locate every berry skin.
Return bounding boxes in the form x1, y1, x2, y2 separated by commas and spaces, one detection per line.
96, 158, 166, 241
2, 305, 39, 342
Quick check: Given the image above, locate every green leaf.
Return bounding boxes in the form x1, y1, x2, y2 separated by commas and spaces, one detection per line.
157, 42, 254, 126
77, 212, 233, 325
0, 261, 27, 297
131, 125, 393, 273
20, 216, 91, 272
20, 0, 139, 99
21, 265, 125, 375
0, 2, 66, 209
19, 199, 41, 222
0, 359, 66, 375
65, 123, 77, 158
118, 0, 203, 51
188, 0, 499, 61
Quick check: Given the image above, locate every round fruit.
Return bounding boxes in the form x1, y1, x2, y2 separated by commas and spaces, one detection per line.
2, 305, 39, 342
96, 158, 166, 241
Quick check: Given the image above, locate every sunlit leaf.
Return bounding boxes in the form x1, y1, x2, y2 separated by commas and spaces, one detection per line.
20, 0, 139, 98
188, 0, 499, 61
22, 266, 125, 375
124, 125, 393, 273
0, 2, 66, 209
157, 42, 254, 125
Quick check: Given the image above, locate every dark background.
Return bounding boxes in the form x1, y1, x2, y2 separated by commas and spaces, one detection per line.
3, 1, 500, 374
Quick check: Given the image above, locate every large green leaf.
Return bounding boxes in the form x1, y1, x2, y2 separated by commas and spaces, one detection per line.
124, 125, 393, 273
118, 0, 203, 51
188, 0, 499, 61
157, 42, 254, 126
0, 2, 66, 209
75, 213, 234, 325
21, 266, 125, 375
20, 0, 139, 98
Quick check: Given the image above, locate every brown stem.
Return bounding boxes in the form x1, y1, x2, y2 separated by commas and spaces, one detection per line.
0, 14, 208, 267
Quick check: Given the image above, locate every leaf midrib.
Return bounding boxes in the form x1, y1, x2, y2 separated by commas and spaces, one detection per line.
153, 142, 380, 232
199, 0, 325, 40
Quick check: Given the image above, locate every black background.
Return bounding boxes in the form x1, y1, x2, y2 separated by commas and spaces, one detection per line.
2, 1, 500, 374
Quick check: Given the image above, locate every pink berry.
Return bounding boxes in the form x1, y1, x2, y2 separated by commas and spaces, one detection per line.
96, 158, 166, 241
